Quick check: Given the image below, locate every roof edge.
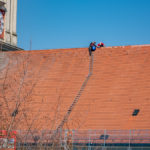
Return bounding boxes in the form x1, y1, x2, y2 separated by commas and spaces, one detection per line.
24, 44, 150, 52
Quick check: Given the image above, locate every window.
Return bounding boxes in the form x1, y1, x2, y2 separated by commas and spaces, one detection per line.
132, 109, 140, 116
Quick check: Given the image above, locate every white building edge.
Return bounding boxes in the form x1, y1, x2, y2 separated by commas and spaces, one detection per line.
0, 0, 22, 51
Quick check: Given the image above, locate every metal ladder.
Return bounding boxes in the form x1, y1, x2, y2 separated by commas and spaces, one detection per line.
56, 53, 94, 131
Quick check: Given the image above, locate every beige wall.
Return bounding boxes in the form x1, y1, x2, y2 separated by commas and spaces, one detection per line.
0, 0, 17, 46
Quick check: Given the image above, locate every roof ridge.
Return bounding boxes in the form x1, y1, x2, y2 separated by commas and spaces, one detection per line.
2, 44, 149, 53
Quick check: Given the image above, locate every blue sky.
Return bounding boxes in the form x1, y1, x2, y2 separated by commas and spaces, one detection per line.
17, 0, 150, 50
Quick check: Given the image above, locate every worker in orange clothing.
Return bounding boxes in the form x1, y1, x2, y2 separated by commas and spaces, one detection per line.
97, 42, 105, 48
89, 41, 97, 56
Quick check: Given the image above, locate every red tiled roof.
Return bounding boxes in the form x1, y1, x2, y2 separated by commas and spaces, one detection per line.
1, 45, 150, 131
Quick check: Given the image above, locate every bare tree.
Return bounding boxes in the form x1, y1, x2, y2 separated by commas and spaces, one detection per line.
0, 51, 71, 149
0, 52, 47, 149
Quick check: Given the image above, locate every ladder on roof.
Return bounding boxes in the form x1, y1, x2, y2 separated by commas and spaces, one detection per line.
56, 53, 94, 131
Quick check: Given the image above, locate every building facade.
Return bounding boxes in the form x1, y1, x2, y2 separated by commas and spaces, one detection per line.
0, 0, 21, 51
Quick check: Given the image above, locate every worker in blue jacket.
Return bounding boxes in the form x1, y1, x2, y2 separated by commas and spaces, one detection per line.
89, 42, 97, 56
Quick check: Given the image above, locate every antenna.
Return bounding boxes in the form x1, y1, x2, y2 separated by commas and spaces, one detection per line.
30, 39, 32, 50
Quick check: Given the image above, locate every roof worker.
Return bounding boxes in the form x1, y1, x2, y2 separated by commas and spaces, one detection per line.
89, 41, 97, 56
97, 42, 105, 48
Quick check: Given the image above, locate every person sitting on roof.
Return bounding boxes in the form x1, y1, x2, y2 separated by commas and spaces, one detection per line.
97, 42, 105, 48
89, 41, 97, 56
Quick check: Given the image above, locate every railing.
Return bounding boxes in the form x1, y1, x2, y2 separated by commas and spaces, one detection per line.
1, 129, 149, 150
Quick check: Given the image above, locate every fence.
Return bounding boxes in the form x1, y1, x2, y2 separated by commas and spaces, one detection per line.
1, 129, 150, 150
